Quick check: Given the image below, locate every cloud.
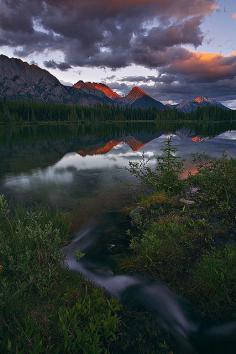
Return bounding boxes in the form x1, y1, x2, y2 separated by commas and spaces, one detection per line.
0, 0, 217, 69
44, 60, 71, 71
108, 51, 236, 102
164, 51, 236, 82
232, 13, 236, 20
110, 76, 236, 103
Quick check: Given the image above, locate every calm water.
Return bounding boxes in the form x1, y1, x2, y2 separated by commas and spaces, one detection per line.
1, 121, 236, 353
1, 122, 236, 212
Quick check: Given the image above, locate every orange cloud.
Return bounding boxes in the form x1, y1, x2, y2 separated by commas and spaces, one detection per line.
232, 13, 236, 20
170, 51, 236, 82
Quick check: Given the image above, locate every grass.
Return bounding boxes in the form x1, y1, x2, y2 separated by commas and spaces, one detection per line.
126, 139, 236, 320
0, 196, 121, 353
0, 195, 174, 353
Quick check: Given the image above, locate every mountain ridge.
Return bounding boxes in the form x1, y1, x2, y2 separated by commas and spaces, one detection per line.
0, 55, 230, 112
176, 96, 228, 112
0, 55, 112, 106
74, 81, 121, 100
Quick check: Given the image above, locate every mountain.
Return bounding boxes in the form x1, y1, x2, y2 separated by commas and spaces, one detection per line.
121, 86, 165, 110
74, 82, 166, 110
0, 55, 111, 106
74, 81, 121, 100
176, 96, 228, 113
77, 136, 145, 156
0, 55, 166, 109
4, 54, 229, 113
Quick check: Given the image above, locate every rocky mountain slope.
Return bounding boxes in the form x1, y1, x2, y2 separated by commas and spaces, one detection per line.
121, 86, 165, 110
0, 56, 165, 109
0, 55, 111, 106
74, 81, 121, 100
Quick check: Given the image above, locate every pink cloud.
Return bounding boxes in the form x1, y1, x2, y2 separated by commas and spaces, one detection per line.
232, 13, 236, 20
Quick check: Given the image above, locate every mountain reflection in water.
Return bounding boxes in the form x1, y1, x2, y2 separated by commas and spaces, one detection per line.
3, 130, 236, 193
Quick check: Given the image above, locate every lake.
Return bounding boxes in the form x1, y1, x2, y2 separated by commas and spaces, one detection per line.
1, 121, 236, 352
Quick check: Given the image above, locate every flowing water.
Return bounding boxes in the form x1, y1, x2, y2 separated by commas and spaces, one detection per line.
1, 121, 236, 353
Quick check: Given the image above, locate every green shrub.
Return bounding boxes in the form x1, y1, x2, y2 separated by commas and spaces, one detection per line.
0, 197, 67, 297
191, 245, 236, 317
130, 220, 188, 283
0, 196, 121, 353
129, 138, 184, 196
58, 289, 120, 354
191, 156, 236, 224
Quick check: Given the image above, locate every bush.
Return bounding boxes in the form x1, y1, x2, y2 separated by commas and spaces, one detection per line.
191, 245, 236, 317
0, 196, 67, 297
130, 217, 212, 285
191, 155, 236, 224
58, 289, 120, 354
129, 138, 184, 196
0, 196, 121, 353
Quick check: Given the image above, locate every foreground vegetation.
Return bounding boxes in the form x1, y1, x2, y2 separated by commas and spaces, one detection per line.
0, 197, 174, 354
126, 139, 236, 320
0, 200, 121, 353
0, 99, 235, 124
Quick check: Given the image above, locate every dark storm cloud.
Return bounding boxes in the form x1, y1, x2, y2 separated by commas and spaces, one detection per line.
109, 77, 236, 103
0, 0, 217, 68
44, 60, 72, 71
107, 49, 236, 102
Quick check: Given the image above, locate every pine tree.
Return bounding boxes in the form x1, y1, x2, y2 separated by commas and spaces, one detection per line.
68, 106, 78, 123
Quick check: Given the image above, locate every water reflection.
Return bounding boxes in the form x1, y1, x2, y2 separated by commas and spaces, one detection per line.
3, 130, 236, 194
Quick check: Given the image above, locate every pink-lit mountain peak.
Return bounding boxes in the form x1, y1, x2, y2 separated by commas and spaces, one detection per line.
124, 86, 149, 104
73, 80, 121, 99
127, 86, 147, 99
193, 96, 209, 104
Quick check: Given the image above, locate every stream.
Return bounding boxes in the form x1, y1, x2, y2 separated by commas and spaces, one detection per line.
63, 219, 236, 354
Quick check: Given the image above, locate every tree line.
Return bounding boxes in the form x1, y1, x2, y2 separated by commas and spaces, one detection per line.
0, 99, 235, 123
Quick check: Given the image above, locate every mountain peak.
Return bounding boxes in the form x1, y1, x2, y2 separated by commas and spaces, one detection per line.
193, 96, 209, 104
176, 95, 228, 113
122, 86, 165, 110
94, 83, 121, 99
73, 80, 121, 99
125, 86, 147, 102
130, 86, 147, 95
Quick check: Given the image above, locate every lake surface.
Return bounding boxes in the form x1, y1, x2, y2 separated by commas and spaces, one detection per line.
1, 121, 236, 212
1, 121, 236, 353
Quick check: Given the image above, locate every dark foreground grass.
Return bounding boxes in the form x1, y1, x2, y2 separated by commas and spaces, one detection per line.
0, 197, 174, 354
0, 199, 121, 353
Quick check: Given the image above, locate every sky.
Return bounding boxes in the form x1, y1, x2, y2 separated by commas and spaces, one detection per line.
0, 0, 236, 107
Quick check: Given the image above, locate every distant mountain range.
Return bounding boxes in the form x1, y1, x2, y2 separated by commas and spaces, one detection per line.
0, 55, 229, 112
175, 96, 229, 113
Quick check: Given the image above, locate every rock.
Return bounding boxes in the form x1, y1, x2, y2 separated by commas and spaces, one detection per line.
130, 206, 146, 227
189, 187, 200, 195
179, 198, 195, 206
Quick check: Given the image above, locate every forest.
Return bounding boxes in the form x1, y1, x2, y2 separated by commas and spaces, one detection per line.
0, 99, 235, 123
